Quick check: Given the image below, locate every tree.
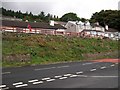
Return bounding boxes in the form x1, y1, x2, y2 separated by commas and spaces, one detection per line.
60, 12, 80, 22
90, 10, 120, 30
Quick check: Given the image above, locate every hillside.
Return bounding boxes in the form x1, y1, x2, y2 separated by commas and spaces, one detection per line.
2, 32, 119, 67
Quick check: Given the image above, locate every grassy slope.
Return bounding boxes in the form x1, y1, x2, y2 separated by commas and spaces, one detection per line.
2, 32, 119, 67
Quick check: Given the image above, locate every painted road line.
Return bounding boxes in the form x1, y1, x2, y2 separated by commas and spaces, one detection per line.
82, 62, 99, 65
82, 63, 92, 65
64, 74, 72, 77
42, 77, 51, 80
0, 85, 6, 88
2, 72, 11, 75
15, 84, 28, 88
90, 76, 118, 78
100, 66, 106, 69
54, 75, 62, 78
59, 77, 68, 80
13, 82, 23, 86
90, 69, 96, 72
33, 81, 43, 85
76, 71, 83, 74
28, 79, 38, 83
111, 64, 115, 67
34, 67, 56, 71
57, 65, 69, 68
1, 87, 9, 90
78, 75, 88, 77
46, 79, 55, 82
70, 75, 78, 78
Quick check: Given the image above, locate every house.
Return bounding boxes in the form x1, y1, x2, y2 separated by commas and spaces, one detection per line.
104, 28, 120, 40
1, 20, 66, 35
65, 21, 105, 36
80, 29, 104, 39
91, 22, 105, 32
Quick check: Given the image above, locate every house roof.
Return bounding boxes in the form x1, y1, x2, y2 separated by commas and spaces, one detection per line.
105, 28, 119, 32
54, 21, 67, 26
2, 20, 66, 29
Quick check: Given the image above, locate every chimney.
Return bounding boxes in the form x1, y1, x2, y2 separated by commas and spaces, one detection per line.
105, 25, 108, 30
50, 20, 54, 26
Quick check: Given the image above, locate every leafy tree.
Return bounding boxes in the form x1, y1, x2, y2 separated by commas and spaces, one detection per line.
90, 10, 120, 30
60, 12, 80, 22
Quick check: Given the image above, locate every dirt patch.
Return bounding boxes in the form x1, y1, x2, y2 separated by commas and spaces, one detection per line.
3, 54, 31, 62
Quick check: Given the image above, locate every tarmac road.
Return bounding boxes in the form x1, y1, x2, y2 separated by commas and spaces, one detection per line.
1, 59, 119, 89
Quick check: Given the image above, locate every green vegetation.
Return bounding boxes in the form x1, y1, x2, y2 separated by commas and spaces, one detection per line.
90, 10, 120, 30
2, 32, 119, 67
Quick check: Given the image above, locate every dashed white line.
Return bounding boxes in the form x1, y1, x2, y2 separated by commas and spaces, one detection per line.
57, 65, 69, 68
1, 87, 9, 90
33, 81, 43, 85
111, 64, 115, 67
70, 75, 78, 78
42, 77, 51, 80
15, 84, 28, 88
34, 67, 56, 71
13, 82, 23, 86
76, 71, 83, 74
0, 85, 6, 88
54, 75, 62, 78
59, 77, 68, 80
100, 66, 106, 69
2, 72, 11, 74
28, 79, 38, 83
82, 63, 92, 65
90, 69, 96, 72
82, 62, 99, 65
46, 79, 55, 82
64, 74, 72, 77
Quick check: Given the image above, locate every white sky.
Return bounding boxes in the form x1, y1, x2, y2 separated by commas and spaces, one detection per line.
1, 0, 120, 19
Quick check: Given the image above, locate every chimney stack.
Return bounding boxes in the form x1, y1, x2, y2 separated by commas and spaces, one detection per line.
105, 25, 108, 30
50, 20, 54, 26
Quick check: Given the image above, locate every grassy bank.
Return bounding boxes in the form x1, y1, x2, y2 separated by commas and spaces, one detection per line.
2, 32, 119, 67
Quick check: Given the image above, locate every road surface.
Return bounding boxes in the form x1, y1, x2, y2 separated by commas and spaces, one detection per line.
1, 59, 119, 89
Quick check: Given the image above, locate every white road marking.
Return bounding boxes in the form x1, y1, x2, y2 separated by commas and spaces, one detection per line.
90, 69, 96, 72
82, 62, 99, 65
1, 87, 9, 90
54, 75, 62, 78
82, 63, 92, 65
42, 77, 51, 80
13, 82, 23, 86
90, 76, 118, 78
15, 84, 28, 88
111, 64, 115, 67
28, 79, 38, 83
64, 74, 72, 77
115, 63, 118, 64
76, 71, 83, 74
34, 67, 56, 71
46, 79, 55, 82
2, 72, 11, 75
59, 77, 68, 80
70, 75, 78, 78
78, 75, 88, 77
57, 65, 69, 68
33, 81, 43, 85
0, 85, 6, 88
100, 66, 106, 69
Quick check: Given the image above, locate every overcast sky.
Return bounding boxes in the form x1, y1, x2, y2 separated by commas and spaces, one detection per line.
1, 0, 120, 19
